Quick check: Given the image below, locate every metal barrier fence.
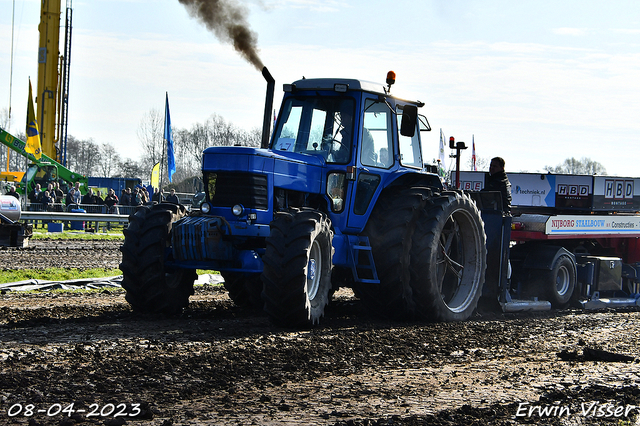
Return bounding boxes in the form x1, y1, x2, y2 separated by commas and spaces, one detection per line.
22, 203, 134, 230
25, 202, 139, 216
21, 202, 198, 231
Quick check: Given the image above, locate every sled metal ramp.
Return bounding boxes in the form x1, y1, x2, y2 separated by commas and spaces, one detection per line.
581, 292, 640, 310
501, 299, 551, 312
499, 290, 551, 312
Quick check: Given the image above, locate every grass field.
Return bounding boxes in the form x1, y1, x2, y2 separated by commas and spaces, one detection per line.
0, 267, 122, 284
4, 228, 219, 285
31, 227, 125, 240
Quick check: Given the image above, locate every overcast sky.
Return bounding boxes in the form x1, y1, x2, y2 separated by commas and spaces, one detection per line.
2, 0, 640, 176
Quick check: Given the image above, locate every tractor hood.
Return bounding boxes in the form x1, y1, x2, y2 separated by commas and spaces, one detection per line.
202, 146, 325, 194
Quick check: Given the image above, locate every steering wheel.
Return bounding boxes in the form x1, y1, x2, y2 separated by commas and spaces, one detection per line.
322, 136, 347, 153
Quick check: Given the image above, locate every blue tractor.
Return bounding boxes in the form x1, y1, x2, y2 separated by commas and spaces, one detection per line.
120, 70, 487, 327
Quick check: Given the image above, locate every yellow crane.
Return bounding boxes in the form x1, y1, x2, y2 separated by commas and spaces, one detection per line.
36, 0, 61, 161
35, 0, 72, 164
2, 0, 72, 183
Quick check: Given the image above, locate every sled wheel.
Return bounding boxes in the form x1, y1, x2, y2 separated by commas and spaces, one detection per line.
544, 254, 576, 308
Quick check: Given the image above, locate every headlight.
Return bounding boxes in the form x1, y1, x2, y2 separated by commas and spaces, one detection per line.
232, 204, 244, 216
201, 202, 211, 214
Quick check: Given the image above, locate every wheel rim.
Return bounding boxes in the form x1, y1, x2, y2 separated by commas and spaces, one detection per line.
556, 265, 570, 296
435, 207, 483, 313
307, 239, 322, 301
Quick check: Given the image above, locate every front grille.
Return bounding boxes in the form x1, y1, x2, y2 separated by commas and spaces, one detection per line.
206, 172, 269, 210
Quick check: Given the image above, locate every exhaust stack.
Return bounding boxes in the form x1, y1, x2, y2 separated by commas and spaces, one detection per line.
261, 67, 275, 149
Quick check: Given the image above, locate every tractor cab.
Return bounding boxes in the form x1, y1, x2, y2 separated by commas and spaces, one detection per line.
18, 163, 61, 196
269, 73, 437, 232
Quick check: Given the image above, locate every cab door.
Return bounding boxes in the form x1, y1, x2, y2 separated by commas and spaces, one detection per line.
347, 96, 395, 230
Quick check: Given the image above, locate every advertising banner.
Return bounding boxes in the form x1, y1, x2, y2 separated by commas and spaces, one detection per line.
593, 177, 640, 212
454, 172, 592, 210
545, 214, 640, 236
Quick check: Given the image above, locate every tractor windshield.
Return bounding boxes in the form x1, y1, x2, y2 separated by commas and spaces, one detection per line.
272, 97, 354, 164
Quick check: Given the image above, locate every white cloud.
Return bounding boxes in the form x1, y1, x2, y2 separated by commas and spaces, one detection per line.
552, 27, 588, 36
611, 28, 640, 35
264, 0, 345, 12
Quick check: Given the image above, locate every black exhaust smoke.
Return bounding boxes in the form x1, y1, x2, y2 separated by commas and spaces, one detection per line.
179, 0, 274, 147
178, 0, 263, 71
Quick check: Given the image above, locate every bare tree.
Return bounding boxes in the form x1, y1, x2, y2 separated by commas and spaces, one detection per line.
0, 122, 27, 172
0, 108, 25, 173
0, 107, 10, 129
116, 158, 145, 179
137, 108, 164, 172
133, 110, 263, 189
97, 142, 121, 177
544, 157, 607, 175
466, 155, 490, 172
67, 135, 100, 176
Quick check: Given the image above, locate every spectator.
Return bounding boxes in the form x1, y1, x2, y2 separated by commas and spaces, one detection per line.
166, 189, 179, 204
131, 188, 143, 206
53, 182, 64, 203
65, 188, 77, 208
120, 188, 131, 206
29, 183, 42, 204
6, 186, 19, 200
93, 190, 104, 206
152, 187, 165, 203
40, 190, 54, 211
141, 187, 150, 204
483, 156, 512, 214
82, 188, 95, 205
104, 189, 119, 214
71, 182, 82, 205
81, 189, 101, 230
47, 183, 62, 211
104, 189, 119, 230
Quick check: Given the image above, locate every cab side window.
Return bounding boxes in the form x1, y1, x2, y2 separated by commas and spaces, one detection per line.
397, 106, 422, 168
362, 99, 393, 168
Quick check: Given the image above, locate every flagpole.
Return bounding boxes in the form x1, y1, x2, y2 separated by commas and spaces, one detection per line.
7, 0, 16, 172
159, 92, 167, 198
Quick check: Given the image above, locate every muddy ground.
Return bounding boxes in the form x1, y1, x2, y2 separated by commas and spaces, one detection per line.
0, 238, 639, 425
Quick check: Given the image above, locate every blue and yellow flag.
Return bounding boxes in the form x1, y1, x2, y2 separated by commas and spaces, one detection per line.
164, 92, 176, 182
26, 79, 42, 160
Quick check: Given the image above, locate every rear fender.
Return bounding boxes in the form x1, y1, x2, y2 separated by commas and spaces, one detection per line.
517, 245, 576, 271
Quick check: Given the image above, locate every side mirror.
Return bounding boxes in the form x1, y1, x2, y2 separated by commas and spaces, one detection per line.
400, 105, 417, 137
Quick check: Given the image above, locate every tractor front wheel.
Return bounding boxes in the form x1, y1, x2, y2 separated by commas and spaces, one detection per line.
262, 209, 334, 327
120, 203, 196, 314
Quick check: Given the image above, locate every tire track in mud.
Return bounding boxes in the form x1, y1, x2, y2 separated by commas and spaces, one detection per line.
0, 238, 122, 271
0, 239, 638, 425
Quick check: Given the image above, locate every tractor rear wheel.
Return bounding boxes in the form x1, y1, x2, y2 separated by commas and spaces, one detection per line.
120, 203, 196, 314
409, 191, 487, 321
262, 209, 334, 327
222, 272, 264, 309
355, 188, 432, 319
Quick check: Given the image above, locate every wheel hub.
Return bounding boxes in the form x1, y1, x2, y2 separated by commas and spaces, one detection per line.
556, 266, 570, 296
307, 239, 322, 300
308, 259, 317, 281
